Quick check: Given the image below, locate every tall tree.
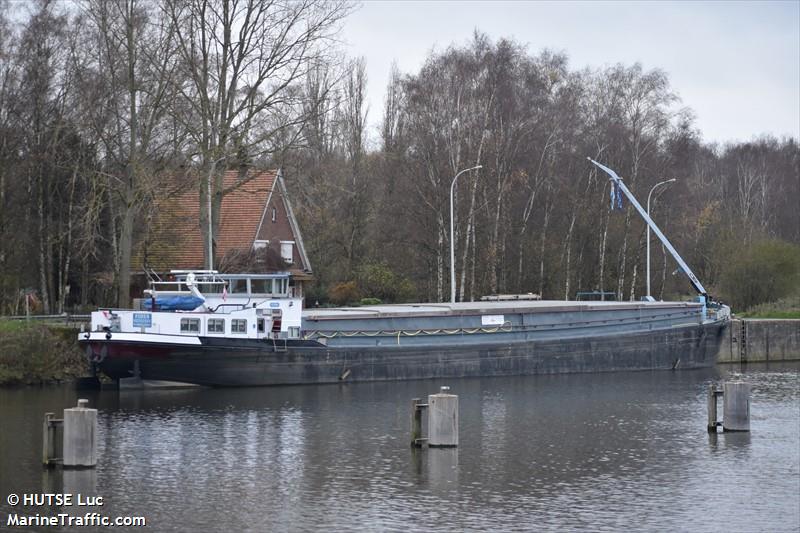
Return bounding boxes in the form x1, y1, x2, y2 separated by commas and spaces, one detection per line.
73, 0, 179, 307
166, 0, 352, 269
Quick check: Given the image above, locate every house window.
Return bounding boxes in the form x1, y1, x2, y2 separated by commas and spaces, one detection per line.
180, 318, 200, 333
280, 241, 294, 264
271, 207, 277, 222
231, 319, 247, 334
208, 318, 225, 333
253, 240, 269, 250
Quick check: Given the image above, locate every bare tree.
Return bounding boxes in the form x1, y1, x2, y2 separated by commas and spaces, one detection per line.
166, 0, 352, 268
0, 1, 16, 309
72, 0, 179, 306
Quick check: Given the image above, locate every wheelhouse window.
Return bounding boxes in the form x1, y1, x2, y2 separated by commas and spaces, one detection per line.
231, 319, 247, 334
200, 283, 223, 294
208, 318, 225, 333
277, 278, 288, 295
250, 278, 272, 294
229, 278, 248, 294
180, 318, 200, 333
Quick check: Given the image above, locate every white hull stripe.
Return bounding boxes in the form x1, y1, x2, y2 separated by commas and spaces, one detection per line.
82, 332, 202, 345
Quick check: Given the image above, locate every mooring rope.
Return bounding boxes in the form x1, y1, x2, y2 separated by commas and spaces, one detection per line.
301, 308, 698, 342
303, 321, 514, 341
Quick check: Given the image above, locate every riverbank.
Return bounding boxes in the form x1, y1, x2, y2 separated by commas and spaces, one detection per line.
0, 322, 86, 385
737, 295, 800, 319
717, 318, 800, 363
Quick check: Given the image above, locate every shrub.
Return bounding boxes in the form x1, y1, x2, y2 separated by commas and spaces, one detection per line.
328, 281, 361, 306
0, 323, 87, 385
718, 239, 800, 312
356, 263, 417, 303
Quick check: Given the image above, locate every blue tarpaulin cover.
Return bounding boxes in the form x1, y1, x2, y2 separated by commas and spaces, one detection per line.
142, 296, 204, 311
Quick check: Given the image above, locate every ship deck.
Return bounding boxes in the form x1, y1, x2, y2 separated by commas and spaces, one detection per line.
303, 299, 701, 321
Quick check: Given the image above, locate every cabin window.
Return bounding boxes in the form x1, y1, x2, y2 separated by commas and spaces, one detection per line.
271, 207, 277, 222
200, 283, 222, 294
231, 319, 247, 334
271, 278, 287, 295
250, 279, 272, 294
229, 278, 248, 294
288, 326, 300, 339
280, 241, 294, 264
180, 318, 200, 333
257, 319, 266, 333
208, 318, 225, 333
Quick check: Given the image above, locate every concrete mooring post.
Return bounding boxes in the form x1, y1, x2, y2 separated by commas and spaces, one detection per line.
428, 386, 458, 447
707, 382, 751, 433
63, 399, 98, 468
722, 382, 751, 432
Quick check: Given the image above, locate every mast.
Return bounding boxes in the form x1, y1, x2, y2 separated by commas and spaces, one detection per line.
588, 158, 707, 297
207, 169, 213, 271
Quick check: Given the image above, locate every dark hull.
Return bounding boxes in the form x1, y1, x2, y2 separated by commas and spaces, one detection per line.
87, 320, 728, 387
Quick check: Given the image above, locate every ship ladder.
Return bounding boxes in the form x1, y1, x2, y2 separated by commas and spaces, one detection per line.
272, 335, 287, 353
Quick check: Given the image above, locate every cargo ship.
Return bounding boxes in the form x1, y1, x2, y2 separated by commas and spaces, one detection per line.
79, 160, 730, 387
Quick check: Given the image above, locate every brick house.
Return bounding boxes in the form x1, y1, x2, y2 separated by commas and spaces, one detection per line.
133, 168, 313, 298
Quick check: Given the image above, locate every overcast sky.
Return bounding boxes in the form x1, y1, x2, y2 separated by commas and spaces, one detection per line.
340, 0, 800, 146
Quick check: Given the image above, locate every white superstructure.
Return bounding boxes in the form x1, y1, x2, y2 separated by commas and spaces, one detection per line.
85, 271, 303, 343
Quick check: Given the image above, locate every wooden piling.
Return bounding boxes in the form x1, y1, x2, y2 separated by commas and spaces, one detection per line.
707, 384, 718, 432
411, 398, 425, 447
707, 384, 726, 432
42, 413, 62, 466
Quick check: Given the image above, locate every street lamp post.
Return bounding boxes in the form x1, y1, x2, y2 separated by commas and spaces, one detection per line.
646, 178, 676, 299
450, 165, 483, 304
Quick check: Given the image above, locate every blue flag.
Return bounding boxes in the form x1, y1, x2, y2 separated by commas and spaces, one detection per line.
610, 182, 624, 210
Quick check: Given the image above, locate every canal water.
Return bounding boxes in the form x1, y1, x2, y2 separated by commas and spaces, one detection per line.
1, 363, 798, 532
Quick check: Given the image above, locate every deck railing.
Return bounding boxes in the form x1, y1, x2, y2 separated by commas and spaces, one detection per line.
1, 314, 90, 326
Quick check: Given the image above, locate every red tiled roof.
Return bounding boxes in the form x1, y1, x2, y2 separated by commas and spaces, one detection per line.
134, 169, 277, 271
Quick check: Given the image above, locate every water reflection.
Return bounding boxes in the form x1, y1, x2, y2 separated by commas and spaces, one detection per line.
427, 448, 459, 494
0, 363, 797, 531
62, 468, 98, 497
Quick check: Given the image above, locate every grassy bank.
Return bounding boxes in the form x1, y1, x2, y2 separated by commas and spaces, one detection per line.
738, 295, 800, 319
0, 321, 87, 385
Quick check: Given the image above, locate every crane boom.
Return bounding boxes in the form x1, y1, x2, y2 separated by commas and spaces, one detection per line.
588, 158, 707, 297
